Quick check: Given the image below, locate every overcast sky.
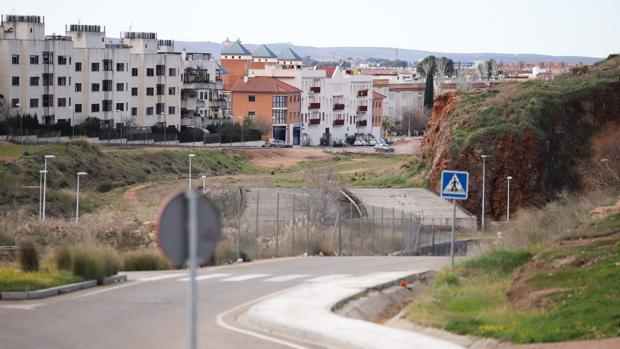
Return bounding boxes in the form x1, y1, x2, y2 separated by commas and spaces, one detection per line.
5, 0, 619, 57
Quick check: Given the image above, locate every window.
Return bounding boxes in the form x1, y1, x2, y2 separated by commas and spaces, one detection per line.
57, 98, 67, 107
273, 95, 287, 108
11, 98, 19, 107
75, 62, 82, 71
91, 83, 100, 92
91, 62, 100, 71
116, 103, 124, 112
30, 77, 40, 86
57, 77, 67, 86
146, 87, 154, 96
12, 55, 19, 64
248, 112, 255, 120
168, 106, 175, 115
43, 73, 53, 86
116, 63, 125, 71
75, 104, 82, 113
146, 68, 154, 77
146, 107, 154, 115
43, 52, 53, 64
30, 98, 39, 108
168, 87, 176, 95
156, 65, 165, 76
131, 87, 138, 96
132, 68, 138, 76
156, 84, 165, 96
131, 107, 137, 116
272, 109, 286, 124
11, 77, 19, 86
42, 94, 53, 107
248, 95, 256, 102
102, 100, 112, 112
30, 55, 39, 64
103, 59, 113, 71
116, 83, 124, 91
156, 103, 165, 115
168, 68, 176, 77
102, 80, 113, 92
57, 56, 67, 65
75, 83, 82, 92
91, 104, 100, 113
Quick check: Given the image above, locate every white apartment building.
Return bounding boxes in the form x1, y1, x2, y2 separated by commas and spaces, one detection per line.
371, 77, 425, 127
250, 65, 379, 145
0, 15, 224, 130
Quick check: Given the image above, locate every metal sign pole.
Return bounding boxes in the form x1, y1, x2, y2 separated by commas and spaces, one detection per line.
451, 199, 456, 268
186, 190, 198, 349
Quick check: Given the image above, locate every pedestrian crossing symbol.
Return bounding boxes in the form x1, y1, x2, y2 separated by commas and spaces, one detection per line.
441, 170, 469, 200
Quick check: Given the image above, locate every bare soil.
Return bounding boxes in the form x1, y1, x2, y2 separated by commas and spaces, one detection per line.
243, 148, 329, 168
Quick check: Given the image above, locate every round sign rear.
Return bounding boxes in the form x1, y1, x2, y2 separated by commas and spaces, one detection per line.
157, 191, 222, 266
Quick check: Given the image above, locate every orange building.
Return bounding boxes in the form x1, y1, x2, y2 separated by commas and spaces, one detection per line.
231, 77, 301, 143
372, 92, 384, 132
220, 40, 252, 90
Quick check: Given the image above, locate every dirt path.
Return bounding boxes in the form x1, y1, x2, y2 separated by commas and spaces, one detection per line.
123, 184, 149, 201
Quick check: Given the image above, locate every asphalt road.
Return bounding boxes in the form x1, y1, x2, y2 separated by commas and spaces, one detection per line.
0, 256, 451, 349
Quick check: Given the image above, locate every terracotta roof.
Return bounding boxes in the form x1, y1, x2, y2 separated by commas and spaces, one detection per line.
372, 91, 385, 99
388, 83, 425, 92
316, 66, 337, 78
231, 76, 301, 93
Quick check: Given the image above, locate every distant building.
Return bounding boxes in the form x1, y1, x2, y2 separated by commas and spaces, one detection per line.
372, 79, 425, 127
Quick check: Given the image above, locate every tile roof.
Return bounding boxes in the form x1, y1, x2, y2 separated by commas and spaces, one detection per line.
372, 91, 385, 99
252, 44, 277, 58
316, 66, 337, 79
231, 76, 301, 93
278, 47, 302, 61
221, 40, 251, 55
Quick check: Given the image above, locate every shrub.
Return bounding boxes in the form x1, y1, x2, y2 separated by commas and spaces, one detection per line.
123, 249, 171, 271
97, 182, 114, 193
18, 241, 40, 272
462, 249, 533, 276
71, 246, 120, 284
54, 246, 72, 271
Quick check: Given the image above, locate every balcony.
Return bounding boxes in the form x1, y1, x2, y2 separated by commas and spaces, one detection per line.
333, 119, 345, 126
309, 102, 320, 109
310, 86, 321, 93
357, 89, 369, 97
358, 105, 368, 112
309, 118, 321, 125
356, 120, 368, 127
333, 103, 344, 111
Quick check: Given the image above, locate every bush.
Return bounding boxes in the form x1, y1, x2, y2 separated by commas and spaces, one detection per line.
123, 249, 171, 271
54, 246, 72, 271
18, 241, 40, 272
462, 249, 533, 276
97, 182, 114, 193
71, 246, 120, 284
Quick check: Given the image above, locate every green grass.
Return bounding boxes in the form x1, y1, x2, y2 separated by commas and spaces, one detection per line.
0, 143, 24, 158
0, 266, 83, 292
406, 233, 620, 343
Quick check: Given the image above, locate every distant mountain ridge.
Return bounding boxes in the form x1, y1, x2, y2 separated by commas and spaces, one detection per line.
173, 41, 601, 64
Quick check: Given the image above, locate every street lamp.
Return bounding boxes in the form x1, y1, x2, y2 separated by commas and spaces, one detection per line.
42, 154, 55, 221
481, 154, 488, 231
201, 175, 206, 194
39, 170, 47, 221
506, 176, 513, 222
75, 172, 87, 224
188, 154, 195, 191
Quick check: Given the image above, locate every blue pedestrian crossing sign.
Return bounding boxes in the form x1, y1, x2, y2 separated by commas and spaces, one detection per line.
441, 170, 469, 200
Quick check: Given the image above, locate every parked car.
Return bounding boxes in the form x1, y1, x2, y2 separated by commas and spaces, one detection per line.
333, 139, 347, 147
268, 140, 293, 148
374, 143, 394, 152
368, 139, 377, 146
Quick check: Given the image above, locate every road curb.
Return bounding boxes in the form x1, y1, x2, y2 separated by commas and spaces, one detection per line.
0, 275, 127, 300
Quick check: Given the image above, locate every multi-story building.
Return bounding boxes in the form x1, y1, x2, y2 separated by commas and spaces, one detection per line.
0, 14, 225, 129
230, 76, 301, 142
372, 78, 425, 127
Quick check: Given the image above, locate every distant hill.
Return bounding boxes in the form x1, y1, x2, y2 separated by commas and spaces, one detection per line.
173, 41, 602, 64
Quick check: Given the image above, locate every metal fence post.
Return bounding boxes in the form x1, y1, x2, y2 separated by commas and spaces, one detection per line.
409, 212, 413, 256
391, 207, 395, 254
306, 195, 310, 255
292, 194, 296, 256
276, 192, 280, 258
401, 210, 405, 253
255, 190, 259, 260
338, 203, 342, 256
380, 206, 384, 255
349, 201, 353, 256
431, 218, 436, 256
237, 188, 241, 260
370, 206, 375, 255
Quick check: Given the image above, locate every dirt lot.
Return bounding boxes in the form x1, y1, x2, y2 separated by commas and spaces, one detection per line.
242, 147, 329, 168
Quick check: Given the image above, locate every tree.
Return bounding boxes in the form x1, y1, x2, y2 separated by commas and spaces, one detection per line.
400, 109, 429, 134
423, 66, 435, 111
381, 117, 395, 137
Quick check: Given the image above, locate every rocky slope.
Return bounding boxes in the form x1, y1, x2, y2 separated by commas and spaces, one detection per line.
422, 55, 620, 219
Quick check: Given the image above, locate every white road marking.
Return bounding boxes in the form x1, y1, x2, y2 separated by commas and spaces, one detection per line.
215, 288, 311, 349
0, 303, 44, 310
139, 273, 185, 282
264, 274, 312, 282
72, 273, 183, 299
178, 273, 231, 282
306, 274, 350, 283
222, 273, 271, 282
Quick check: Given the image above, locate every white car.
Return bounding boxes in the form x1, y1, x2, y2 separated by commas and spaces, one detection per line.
353, 139, 363, 146
369, 139, 377, 146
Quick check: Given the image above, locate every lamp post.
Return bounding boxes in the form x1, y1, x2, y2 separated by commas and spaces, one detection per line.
481, 154, 488, 231
506, 176, 512, 222
188, 154, 195, 191
39, 170, 47, 221
75, 172, 87, 224
42, 154, 55, 221
201, 175, 206, 194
